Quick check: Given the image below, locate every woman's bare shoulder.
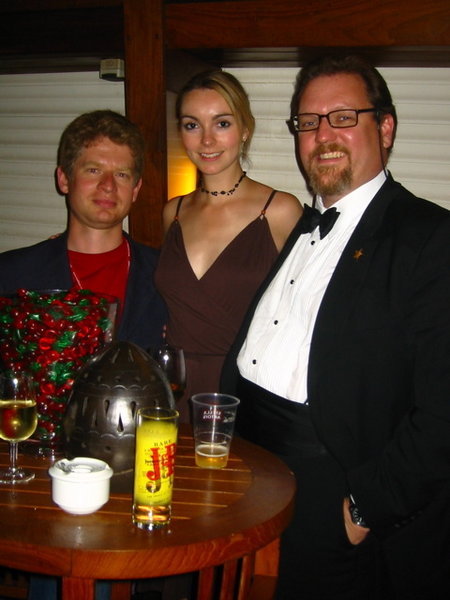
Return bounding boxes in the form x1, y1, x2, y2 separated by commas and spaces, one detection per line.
263, 188, 303, 250
162, 195, 185, 231
270, 189, 303, 220
247, 179, 301, 210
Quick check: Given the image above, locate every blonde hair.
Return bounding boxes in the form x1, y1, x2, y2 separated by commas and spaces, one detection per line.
176, 69, 255, 163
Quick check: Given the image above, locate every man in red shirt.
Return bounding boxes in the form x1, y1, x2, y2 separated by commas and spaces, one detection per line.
0, 110, 166, 349
0, 112, 175, 599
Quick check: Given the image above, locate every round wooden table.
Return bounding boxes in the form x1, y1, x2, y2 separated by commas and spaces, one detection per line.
0, 427, 295, 600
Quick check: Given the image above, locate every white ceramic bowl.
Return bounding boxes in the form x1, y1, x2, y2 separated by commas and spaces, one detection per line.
49, 457, 113, 515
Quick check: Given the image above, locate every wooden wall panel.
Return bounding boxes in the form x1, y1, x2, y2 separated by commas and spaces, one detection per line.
124, 0, 167, 247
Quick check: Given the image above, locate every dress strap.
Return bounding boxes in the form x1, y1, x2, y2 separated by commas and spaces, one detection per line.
260, 189, 278, 218
174, 196, 185, 222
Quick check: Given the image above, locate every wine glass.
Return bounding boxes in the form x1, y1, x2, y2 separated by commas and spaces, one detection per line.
150, 343, 186, 402
0, 371, 38, 484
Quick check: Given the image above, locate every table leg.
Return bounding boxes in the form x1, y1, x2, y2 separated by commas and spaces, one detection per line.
219, 559, 238, 600
247, 537, 280, 600
236, 553, 254, 600
62, 576, 95, 600
197, 566, 215, 600
197, 555, 255, 600
111, 581, 133, 600
254, 538, 280, 576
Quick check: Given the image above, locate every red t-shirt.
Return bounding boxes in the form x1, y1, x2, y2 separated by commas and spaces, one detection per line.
68, 238, 129, 318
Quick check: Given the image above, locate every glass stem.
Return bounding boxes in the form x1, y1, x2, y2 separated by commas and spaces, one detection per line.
9, 442, 18, 474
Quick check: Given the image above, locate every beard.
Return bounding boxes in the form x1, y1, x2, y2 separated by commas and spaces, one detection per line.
306, 144, 353, 198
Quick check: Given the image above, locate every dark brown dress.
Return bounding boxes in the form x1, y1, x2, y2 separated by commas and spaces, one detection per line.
154, 191, 279, 422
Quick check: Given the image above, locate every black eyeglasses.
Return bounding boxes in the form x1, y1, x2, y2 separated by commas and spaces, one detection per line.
287, 108, 378, 132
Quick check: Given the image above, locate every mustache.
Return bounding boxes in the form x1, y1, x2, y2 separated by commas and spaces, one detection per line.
310, 143, 349, 160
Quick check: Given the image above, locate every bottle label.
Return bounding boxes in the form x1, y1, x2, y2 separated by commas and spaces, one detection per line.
134, 420, 177, 505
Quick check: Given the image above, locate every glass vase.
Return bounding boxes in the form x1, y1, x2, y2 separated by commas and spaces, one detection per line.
0, 289, 117, 455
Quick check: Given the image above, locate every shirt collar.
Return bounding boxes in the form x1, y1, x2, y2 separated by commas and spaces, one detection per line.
315, 170, 386, 233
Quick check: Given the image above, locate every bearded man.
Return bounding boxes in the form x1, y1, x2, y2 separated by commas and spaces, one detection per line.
221, 54, 450, 600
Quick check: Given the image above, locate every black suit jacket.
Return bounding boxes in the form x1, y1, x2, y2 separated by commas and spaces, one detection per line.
222, 176, 450, 587
0, 231, 167, 349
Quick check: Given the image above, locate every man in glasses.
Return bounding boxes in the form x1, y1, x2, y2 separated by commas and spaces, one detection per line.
222, 55, 450, 599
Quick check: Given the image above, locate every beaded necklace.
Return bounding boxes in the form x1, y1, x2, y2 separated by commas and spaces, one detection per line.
200, 171, 246, 197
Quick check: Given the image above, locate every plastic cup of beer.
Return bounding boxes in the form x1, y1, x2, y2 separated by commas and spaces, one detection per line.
191, 393, 240, 469
132, 406, 179, 530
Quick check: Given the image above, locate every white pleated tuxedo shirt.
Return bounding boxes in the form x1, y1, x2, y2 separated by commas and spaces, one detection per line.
237, 171, 387, 404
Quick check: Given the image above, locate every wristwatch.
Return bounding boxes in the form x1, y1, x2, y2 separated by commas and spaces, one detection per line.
349, 494, 367, 527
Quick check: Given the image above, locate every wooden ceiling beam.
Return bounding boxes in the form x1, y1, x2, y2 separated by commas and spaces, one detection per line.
166, 0, 449, 49
165, 0, 450, 66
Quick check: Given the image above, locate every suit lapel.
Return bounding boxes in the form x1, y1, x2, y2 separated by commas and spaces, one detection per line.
308, 176, 401, 379
45, 232, 73, 290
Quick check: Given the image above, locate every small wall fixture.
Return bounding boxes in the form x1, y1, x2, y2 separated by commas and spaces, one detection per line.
99, 58, 125, 81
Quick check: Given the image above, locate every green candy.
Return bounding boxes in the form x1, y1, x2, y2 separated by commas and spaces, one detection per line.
67, 306, 89, 322
53, 330, 76, 349
99, 317, 112, 331
47, 361, 75, 384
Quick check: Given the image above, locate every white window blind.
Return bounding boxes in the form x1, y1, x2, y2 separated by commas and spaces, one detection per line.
0, 67, 449, 254
228, 67, 450, 212
0, 72, 125, 252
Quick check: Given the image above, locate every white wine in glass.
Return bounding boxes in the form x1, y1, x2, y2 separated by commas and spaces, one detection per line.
0, 371, 38, 484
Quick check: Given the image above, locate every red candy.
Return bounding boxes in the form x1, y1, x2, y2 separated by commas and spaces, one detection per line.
0, 289, 117, 446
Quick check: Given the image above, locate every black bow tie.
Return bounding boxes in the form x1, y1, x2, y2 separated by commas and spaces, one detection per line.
299, 204, 340, 239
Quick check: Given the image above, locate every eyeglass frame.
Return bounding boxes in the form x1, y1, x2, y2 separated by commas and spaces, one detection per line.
287, 108, 379, 133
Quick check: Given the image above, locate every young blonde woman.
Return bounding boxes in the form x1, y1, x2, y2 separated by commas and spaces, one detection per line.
155, 69, 303, 422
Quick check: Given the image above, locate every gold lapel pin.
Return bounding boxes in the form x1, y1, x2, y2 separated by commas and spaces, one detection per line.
353, 248, 364, 260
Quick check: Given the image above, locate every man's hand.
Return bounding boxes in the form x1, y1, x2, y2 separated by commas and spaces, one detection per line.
343, 497, 370, 545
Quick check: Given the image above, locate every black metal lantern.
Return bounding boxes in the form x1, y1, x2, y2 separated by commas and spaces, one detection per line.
63, 341, 175, 488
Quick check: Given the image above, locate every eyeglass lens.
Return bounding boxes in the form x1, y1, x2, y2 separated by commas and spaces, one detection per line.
296, 110, 360, 131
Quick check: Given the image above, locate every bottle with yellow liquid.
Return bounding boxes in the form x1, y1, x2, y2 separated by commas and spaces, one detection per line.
132, 406, 179, 530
